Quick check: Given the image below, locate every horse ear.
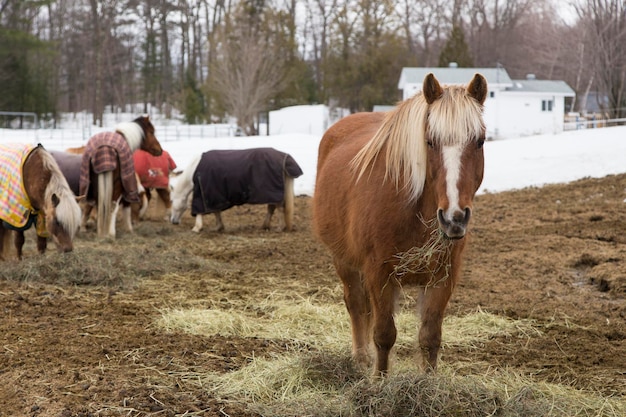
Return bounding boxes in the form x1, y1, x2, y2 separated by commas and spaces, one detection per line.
51, 193, 60, 208
467, 73, 488, 105
423, 73, 443, 104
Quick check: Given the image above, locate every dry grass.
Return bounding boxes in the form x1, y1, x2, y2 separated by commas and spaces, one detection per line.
3, 216, 625, 417
156, 297, 626, 417
391, 216, 453, 287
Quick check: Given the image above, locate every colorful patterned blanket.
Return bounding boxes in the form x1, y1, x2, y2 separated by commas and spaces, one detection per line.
191, 147, 303, 216
133, 149, 176, 189
0, 143, 37, 229
79, 131, 139, 203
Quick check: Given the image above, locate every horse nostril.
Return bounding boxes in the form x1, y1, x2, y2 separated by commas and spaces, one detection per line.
437, 208, 448, 227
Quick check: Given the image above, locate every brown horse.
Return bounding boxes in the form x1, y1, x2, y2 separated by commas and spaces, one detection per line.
312, 73, 487, 375
0, 143, 82, 260
79, 116, 162, 238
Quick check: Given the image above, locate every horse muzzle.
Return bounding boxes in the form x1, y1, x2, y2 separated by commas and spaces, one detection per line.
437, 207, 471, 240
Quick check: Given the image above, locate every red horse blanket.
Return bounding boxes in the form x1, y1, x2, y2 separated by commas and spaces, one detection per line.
191, 147, 303, 216
133, 149, 176, 189
79, 131, 140, 203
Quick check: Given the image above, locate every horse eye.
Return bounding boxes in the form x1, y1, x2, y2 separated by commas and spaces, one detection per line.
426, 140, 434, 148
477, 139, 485, 149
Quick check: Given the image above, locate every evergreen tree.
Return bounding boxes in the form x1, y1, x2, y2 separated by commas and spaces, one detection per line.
438, 24, 474, 68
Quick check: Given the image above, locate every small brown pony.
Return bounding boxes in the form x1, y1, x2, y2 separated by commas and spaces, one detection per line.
312, 73, 487, 375
0, 144, 82, 260
79, 116, 162, 238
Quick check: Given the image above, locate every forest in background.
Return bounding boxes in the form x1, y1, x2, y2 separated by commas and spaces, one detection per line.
0, 0, 625, 135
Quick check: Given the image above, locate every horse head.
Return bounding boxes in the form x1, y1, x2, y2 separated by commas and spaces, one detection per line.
169, 154, 201, 225
133, 115, 163, 157
423, 73, 487, 239
43, 192, 81, 252
29, 148, 82, 253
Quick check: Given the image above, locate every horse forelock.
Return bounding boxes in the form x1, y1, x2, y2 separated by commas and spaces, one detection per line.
351, 93, 429, 202
427, 85, 485, 147
40, 150, 82, 236
115, 122, 144, 151
351, 85, 484, 203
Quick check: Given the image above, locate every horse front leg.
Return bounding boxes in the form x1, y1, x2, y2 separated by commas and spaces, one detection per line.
365, 264, 399, 376
262, 204, 276, 230
36, 235, 47, 255
191, 214, 204, 233
14, 230, 25, 260
336, 259, 372, 370
417, 281, 454, 372
80, 201, 93, 232
121, 203, 133, 233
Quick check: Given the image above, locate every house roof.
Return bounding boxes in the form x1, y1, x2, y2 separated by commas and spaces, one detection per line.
507, 79, 575, 96
398, 67, 513, 89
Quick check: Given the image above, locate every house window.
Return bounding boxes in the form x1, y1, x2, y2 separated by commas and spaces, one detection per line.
542, 99, 553, 112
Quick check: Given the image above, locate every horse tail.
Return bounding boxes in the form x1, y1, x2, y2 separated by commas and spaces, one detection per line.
97, 171, 113, 236
283, 174, 295, 231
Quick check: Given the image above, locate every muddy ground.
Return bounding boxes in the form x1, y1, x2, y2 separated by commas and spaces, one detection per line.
0, 173, 625, 416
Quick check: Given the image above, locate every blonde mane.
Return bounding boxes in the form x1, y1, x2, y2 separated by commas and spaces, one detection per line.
351, 84, 485, 202
40, 149, 82, 236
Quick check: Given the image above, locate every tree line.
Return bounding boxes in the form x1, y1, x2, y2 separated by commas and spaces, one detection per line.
1, 0, 625, 134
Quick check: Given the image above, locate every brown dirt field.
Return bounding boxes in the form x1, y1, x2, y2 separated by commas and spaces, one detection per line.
1, 173, 625, 416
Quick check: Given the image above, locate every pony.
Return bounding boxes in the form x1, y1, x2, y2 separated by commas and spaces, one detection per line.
133, 148, 177, 220
51, 149, 148, 231
170, 147, 303, 232
0, 143, 82, 260
79, 116, 161, 238
312, 73, 487, 375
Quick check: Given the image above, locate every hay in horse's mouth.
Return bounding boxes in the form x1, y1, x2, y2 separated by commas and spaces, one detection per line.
391, 216, 453, 287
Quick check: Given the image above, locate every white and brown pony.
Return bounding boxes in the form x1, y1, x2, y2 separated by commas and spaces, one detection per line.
79, 116, 161, 238
0, 144, 82, 260
312, 73, 488, 375
170, 148, 302, 233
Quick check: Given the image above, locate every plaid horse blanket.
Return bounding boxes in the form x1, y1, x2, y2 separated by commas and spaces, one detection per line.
0, 143, 37, 228
79, 131, 140, 203
191, 147, 303, 216
0, 143, 48, 236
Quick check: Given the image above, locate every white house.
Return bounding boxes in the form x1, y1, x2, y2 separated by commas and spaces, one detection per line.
398, 66, 575, 139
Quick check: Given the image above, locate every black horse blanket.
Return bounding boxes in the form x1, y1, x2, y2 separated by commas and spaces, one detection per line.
191, 147, 303, 216
50, 150, 82, 196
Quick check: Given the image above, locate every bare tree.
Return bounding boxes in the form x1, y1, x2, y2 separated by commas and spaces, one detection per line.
575, 0, 626, 118
210, 5, 290, 135
396, 0, 448, 66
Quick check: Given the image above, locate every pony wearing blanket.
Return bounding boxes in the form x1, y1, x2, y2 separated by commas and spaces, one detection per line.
133, 148, 177, 220
312, 73, 487, 375
52, 150, 147, 231
79, 116, 161, 238
0, 143, 81, 260
170, 147, 303, 232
